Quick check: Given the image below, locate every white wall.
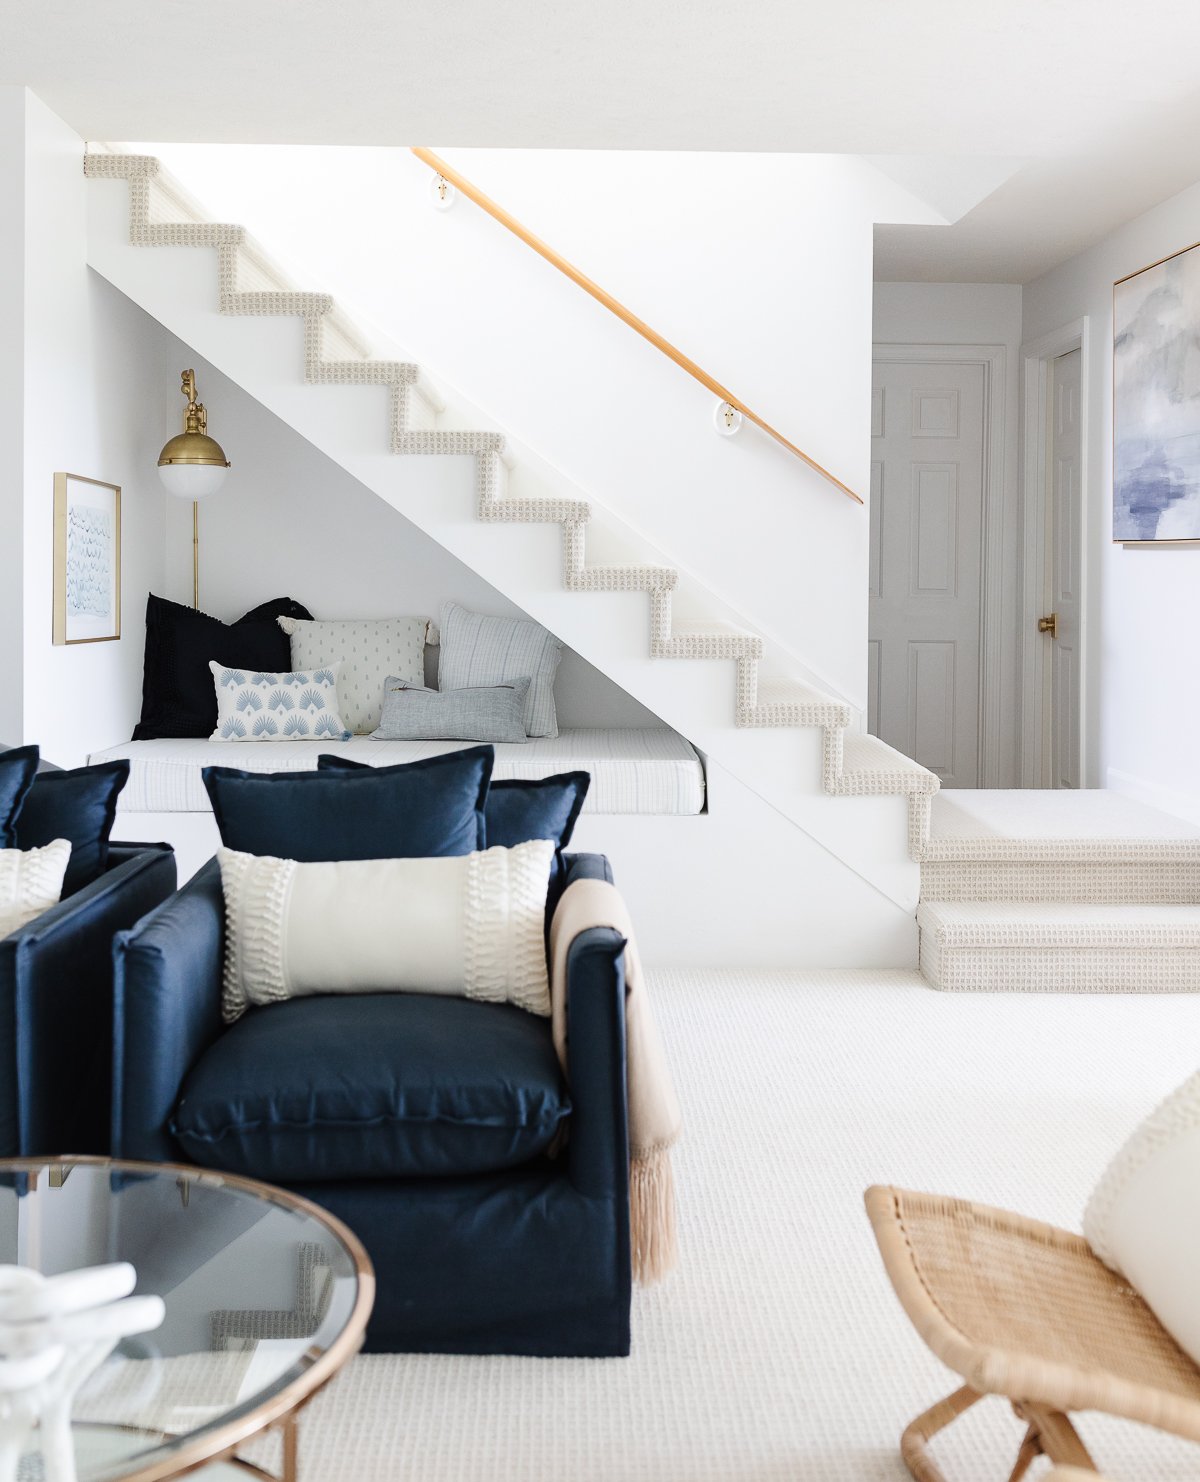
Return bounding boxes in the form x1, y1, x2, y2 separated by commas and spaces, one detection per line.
872, 282, 1024, 785
1023, 182, 1200, 811
157, 341, 660, 729
137, 145, 936, 713
10, 91, 170, 766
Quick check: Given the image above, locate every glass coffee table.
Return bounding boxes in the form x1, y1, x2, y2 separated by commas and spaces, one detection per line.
1, 1157, 373, 1481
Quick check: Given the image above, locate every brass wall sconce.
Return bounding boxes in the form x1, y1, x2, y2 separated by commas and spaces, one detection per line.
157, 368, 231, 609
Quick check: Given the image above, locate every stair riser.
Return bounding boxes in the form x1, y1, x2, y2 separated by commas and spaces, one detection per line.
920, 860, 1200, 905
921, 943, 1200, 993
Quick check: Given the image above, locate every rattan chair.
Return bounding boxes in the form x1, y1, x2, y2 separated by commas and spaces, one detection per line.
865, 1185, 1200, 1480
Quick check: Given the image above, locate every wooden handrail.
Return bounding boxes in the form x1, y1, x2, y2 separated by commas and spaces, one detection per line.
410, 147, 863, 505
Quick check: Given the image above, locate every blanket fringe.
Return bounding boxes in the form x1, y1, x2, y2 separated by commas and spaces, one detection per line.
631, 1147, 678, 1284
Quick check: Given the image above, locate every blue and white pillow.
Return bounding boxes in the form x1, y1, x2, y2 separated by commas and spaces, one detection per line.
209, 662, 351, 743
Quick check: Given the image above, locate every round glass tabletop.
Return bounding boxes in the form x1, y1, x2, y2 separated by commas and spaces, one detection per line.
0, 1157, 373, 1481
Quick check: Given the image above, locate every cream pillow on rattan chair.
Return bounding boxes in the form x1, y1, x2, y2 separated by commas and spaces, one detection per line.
1083, 1069, 1200, 1366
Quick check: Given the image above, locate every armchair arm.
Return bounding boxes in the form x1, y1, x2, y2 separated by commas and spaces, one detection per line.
0, 844, 177, 1157
112, 858, 225, 1164
107, 842, 173, 868
563, 921, 630, 1218
560, 852, 614, 887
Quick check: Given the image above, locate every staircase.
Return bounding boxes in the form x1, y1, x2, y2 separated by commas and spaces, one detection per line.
919, 791, 1200, 991
82, 149, 939, 911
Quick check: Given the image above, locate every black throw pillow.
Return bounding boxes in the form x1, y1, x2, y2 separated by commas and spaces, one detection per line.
15, 759, 130, 895
0, 745, 40, 848
133, 594, 314, 740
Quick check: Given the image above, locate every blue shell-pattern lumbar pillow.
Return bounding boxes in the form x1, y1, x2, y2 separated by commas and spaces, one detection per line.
208, 662, 350, 742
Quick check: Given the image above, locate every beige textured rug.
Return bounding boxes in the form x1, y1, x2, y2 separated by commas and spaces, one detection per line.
276, 969, 1200, 1480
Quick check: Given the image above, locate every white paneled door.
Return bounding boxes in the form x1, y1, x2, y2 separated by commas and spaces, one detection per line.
1044, 348, 1082, 788
869, 359, 986, 787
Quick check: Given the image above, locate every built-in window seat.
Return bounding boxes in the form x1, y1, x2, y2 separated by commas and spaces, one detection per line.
91, 728, 705, 815
91, 727, 706, 880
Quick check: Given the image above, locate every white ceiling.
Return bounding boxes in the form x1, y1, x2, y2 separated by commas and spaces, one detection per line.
7, 0, 1200, 282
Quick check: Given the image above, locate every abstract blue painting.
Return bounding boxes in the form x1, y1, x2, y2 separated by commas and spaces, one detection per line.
1114, 241, 1200, 541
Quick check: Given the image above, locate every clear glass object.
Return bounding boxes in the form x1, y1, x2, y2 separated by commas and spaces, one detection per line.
0, 1159, 371, 1481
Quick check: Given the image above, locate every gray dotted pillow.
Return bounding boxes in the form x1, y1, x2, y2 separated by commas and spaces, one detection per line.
278, 617, 430, 735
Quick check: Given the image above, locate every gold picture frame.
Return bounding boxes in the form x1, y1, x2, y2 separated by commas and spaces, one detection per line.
52, 472, 122, 645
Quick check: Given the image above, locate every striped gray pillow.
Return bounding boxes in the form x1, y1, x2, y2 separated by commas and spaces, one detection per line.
437, 603, 561, 738
371, 678, 531, 743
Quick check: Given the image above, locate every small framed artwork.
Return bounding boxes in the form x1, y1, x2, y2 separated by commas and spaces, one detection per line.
1114, 240, 1200, 543
53, 472, 122, 644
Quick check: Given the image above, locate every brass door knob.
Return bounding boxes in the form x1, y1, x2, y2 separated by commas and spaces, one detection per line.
1038, 613, 1057, 637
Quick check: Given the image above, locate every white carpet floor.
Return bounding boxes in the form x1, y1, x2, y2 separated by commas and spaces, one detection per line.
283, 969, 1200, 1480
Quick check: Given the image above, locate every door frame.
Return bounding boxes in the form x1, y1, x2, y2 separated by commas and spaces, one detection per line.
1018, 318, 1090, 788
871, 342, 1008, 787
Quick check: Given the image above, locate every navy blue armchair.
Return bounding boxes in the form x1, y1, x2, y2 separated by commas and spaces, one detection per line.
0, 842, 177, 1157
112, 852, 632, 1357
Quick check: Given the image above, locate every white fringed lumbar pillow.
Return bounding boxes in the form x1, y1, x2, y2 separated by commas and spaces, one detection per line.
0, 839, 72, 938
217, 838, 555, 1023
209, 662, 351, 742
1083, 1070, 1200, 1363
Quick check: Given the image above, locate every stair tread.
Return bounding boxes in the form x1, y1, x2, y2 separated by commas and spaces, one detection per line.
841, 733, 939, 781
918, 899, 1200, 945
671, 620, 750, 635
927, 788, 1200, 862
754, 678, 847, 710
592, 563, 676, 576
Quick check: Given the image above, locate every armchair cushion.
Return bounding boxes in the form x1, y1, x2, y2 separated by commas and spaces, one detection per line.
14, 759, 130, 894
203, 744, 493, 860
171, 992, 571, 1182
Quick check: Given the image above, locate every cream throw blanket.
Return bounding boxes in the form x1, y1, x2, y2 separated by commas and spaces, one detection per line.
549, 878, 682, 1283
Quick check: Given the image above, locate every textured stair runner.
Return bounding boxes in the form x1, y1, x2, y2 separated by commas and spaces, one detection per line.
83, 150, 939, 860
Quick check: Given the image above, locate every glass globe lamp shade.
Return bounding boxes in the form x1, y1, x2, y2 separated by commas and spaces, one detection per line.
157, 431, 230, 500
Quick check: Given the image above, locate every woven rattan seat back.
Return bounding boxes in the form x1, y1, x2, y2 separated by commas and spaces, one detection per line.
866, 1185, 1200, 1478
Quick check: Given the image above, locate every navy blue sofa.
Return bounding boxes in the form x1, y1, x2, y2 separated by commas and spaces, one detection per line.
112, 852, 632, 1357
1, 841, 177, 1157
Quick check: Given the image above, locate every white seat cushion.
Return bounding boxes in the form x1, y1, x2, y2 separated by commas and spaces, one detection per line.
88, 729, 706, 817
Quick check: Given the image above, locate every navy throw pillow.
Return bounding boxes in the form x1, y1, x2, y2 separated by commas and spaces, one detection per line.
318, 755, 589, 909
14, 759, 130, 895
316, 755, 589, 850
204, 745, 494, 861
0, 746, 40, 848
134, 594, 314, 741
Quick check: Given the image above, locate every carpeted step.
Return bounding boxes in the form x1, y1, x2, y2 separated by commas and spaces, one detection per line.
921, 790, 1200, 902
658, 621, 762, 661
918, 900, 1200, 993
